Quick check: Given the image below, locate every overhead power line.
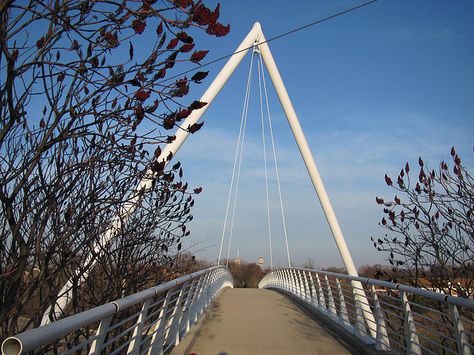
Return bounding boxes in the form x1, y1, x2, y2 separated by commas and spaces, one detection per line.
161, 0, 378, 83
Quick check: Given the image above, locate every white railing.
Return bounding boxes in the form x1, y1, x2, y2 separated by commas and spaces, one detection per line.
2, 266, 233, 355
259, 267, 474, 355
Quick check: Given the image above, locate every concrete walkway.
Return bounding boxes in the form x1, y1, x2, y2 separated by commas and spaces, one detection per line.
170, 288, 353, 355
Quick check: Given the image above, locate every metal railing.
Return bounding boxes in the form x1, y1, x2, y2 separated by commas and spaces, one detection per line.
2, 266, 233, 355
259, 267, 474, 355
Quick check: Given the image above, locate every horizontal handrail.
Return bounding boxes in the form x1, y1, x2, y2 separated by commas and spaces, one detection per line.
2, 265, 233, 355
259, 267, 474, 354
294, 267, 474, 309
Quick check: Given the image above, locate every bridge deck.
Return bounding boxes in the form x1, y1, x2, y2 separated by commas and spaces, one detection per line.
171, 288, 353, 355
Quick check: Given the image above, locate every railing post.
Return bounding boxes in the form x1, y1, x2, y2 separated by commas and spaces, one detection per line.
287, 269, 294, 293
193, 271, 212, 319
196, 272, 212, 317
315, 273, 326, 313
294, 270, 300, 296
89, 314, 113, 355
309, 272, 317, 306
370, 285, 390, 351
274, 270, 280, 288
281, 270, 287, 289
303, 271, 311, 302
188, 274, 205, 325
449, 304, 471, 355
352, 282, 367, 338
127, 298, 151, 354
178, 278, 198, 335
286, 269, 292, 292
336, 278, 349, 327
324, 275, 337, 319
400, 290, 421, 355
204, 271, 215, 308
297, 270, 304, 298
148, 289, 172, 355
169, 283, 187, 347
288, 269, 296, 294
354, 296, 367, 338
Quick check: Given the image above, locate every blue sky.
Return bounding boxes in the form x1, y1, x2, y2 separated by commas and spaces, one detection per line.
172, 0, 474, 268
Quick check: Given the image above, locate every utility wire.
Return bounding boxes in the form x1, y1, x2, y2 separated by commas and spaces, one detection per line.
160, 0, 378, 84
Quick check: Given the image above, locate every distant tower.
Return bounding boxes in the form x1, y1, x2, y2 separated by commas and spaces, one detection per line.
235, 247, 241, 265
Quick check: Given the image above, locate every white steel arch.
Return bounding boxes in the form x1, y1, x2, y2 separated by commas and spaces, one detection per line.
45, 22, 375, 335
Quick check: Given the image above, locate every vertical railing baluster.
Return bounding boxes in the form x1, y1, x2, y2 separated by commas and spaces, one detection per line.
336, 278, 349, 327
293, 270, 299, 296
286, 269, 291, 291
127, 298, 151, 354
169, 283, 187, 347
400, 290, 421, 355
370, 285, 389, 350
288, 270, 294, 293
325, 275, 337, 319
297, 270, 304, 298
309, 272, 317, 306
354, 298, 367, 338
189, 275, 205, 325
178, 278, 198, 336
89, 314, 113, 355
303, 271, 311, 302
288, 269, 295, 294
196, 273, 211, 317
352, 281, 367, 338
147, 289, 172, 355
449, 304, 471, 355
315, 273, 326, 313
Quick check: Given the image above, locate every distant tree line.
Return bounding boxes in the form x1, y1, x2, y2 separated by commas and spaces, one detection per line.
225, 260, 268, 288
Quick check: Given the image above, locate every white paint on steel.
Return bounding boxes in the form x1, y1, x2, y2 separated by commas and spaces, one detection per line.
46, 22, 371, 332
4, 266, 233, 355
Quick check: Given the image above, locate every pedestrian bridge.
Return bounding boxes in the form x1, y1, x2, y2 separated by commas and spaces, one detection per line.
3, 266, 473, 354
3, 21, 474, 355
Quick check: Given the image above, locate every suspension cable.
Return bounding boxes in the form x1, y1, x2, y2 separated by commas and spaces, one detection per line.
225, 64, 253, 265
259, 50, 292, 268
256, 49, 273, 270
216, 52, 255, 265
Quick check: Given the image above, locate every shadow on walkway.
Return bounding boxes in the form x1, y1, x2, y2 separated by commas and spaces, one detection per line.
171, 288, 368, 355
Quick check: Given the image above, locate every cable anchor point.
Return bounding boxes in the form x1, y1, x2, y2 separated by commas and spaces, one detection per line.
252, 43, 261, 56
